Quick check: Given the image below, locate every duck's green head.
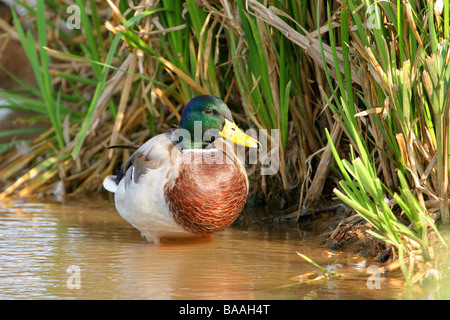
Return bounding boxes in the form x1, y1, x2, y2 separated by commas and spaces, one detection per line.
178, 95, 259, 149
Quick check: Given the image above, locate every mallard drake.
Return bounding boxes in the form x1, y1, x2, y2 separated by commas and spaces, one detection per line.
103, 95, 259, 243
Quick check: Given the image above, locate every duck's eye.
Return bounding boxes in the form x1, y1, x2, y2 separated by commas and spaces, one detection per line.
204, 108, 212, 115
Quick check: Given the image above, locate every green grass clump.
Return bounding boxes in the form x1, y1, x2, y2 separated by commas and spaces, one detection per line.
318, 0, 449, 283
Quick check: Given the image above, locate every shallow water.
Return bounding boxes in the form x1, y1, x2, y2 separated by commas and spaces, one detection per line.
0, 198, 447, 300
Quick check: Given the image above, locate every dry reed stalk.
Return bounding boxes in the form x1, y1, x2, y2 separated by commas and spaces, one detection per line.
155, 88, 181, 121
289, 103, 320, 153
72, 153, 117, 194
0, 139, 47, 178
81, 54, 134, 147
304, 122, 342, 207
0, 147, 56, 199
108, 50, 138, 155
17, 165, 59, 198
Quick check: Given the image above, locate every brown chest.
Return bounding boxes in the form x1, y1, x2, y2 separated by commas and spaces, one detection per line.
164, 151, 248, 235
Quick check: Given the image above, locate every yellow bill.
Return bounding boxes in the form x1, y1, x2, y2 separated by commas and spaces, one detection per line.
219, 119, 260, 148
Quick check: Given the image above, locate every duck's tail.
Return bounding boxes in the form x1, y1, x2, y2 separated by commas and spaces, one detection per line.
103, 146, 138, 193
103, 176, 118, 193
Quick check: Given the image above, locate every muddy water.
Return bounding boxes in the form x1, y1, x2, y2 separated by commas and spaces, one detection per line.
0, 198, 446, 300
